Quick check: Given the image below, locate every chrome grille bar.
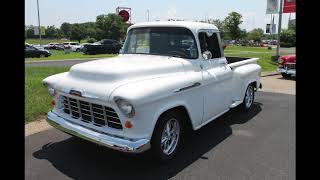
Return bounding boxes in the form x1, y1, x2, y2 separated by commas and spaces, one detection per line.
60, 95, 123, 129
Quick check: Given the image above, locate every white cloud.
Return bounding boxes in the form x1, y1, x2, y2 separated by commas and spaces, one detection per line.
241, 12, 257, 31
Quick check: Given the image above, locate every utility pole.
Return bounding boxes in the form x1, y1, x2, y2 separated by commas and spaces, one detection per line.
270, 14, 273, 46
276, 0, 284, 57
37, 0, 41, 46
147, 9, 150, 22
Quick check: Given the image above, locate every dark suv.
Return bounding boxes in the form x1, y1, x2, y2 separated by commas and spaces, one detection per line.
82, 39, 122, 55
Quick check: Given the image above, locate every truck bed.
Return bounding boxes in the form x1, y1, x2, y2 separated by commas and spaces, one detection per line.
226, 57, 251, 64
226, 57, 259, 68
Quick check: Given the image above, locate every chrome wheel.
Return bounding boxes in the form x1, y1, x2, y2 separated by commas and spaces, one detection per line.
40, 54, 45, 58
245, 86, 254, 108
161, 118, 180, 155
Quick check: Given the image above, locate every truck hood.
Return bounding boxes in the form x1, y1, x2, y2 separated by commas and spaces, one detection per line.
55, 54, 185, 101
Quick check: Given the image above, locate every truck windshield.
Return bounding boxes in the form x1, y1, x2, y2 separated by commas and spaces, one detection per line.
121, 27, 198, 59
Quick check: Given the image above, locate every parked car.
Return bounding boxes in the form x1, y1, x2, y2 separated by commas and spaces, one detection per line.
277, 54, 296, 78
62, 42, 82, 52
43, 21, 262, 162
79, 43, 91, 52
55, 43, 65, 50
46, 43, 57, 49
82, 39, 122, 55
25, 44, 51, 58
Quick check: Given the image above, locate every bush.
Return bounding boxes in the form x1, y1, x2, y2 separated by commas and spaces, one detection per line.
86, 38, 96, 43
280, 29, 295, 47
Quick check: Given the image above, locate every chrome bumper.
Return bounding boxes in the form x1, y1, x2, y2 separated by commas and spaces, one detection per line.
46, 111, 150, 153
277, 67, 296, 76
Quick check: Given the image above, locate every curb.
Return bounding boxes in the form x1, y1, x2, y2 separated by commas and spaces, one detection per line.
25, 119, 52, 137
261, 71, 280, 77
25, 58, 99, 63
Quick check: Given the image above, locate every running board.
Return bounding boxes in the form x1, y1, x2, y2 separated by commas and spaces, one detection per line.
230, 100, 243, 108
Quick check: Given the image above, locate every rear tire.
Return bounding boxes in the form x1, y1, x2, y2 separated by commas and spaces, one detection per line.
240, 84, 255, 111
281, 73, 291, 79
151, 111, 184, 163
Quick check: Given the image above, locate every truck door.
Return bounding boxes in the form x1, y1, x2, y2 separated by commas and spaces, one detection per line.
199, 31, 233, 123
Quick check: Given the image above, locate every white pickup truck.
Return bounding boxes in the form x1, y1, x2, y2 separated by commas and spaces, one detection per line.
43, 21, 262, 162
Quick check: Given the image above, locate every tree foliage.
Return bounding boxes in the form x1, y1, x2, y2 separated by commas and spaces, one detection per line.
248, 28, 264, 42
70, 23, 86, 43
95, 13, 129, 41
60, 22, 72, 38
204, 12, 244, 40
224, 12, 243, 40
280, 29, 296, 47
45, 25, 60, 39
204, 19, 229, 40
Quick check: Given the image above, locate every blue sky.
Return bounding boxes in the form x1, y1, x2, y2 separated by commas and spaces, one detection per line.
25, 0, 295, 32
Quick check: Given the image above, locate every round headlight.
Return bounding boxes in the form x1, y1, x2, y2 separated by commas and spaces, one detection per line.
114, 98, 135, 118
48, 87, 55, 97
278, 58, 284, 63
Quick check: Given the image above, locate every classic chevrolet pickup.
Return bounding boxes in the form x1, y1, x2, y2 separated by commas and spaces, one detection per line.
43, 21, 262, 162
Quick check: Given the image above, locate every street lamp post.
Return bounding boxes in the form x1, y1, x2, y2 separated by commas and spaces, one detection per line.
147, 9, 150, 22
37, 0, 41, 46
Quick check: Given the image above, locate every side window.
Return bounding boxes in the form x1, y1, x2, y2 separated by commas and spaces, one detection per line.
198, 32, 222, 59
102, 40, 112, 45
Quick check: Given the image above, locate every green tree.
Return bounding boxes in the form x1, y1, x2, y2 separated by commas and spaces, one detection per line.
240, 29, 248, 40
224, 12, 243, 40
25, 25, 36, 39
280, 29, 295, 47
45, 25, 59, 39
95, 13, 129, 41
60, 22, 72, 38
70, 23, 86, 43
288, 22, 296, 32
248, 28, 264, 42
204, 19, 229, 40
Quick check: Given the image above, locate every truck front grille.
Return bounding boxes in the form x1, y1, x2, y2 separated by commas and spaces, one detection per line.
284, 63, 295, 70
61, 95, 123, 129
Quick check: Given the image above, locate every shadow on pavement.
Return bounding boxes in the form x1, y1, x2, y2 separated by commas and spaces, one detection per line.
33, 103, 262, 180
277, 76, 296, 81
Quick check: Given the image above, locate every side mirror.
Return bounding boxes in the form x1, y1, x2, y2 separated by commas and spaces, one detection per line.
202, 50, 212, 60
222, 44, 227, 50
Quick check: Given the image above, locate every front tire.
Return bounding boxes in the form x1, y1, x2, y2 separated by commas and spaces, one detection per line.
241, 84, 255, 111
151, 111, 183, 163
281, 73, 291, 79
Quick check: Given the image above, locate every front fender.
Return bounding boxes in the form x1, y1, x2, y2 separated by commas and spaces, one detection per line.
42, 72, 69, 89
110, 73, 203, 139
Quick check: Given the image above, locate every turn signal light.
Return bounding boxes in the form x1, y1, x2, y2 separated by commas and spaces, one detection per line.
51, 99, 56, 107
124, 121, 133, 128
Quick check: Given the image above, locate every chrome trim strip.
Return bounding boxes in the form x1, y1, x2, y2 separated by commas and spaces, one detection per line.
174, 82, 201, 93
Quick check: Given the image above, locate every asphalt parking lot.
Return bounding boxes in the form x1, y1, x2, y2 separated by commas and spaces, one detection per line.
25, 91, 295, 180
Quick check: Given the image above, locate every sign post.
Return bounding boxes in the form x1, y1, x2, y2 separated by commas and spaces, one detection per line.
276, 0, 284, 57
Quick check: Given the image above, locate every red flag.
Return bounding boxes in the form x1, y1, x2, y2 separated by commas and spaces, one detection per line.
283, 0, 296, 13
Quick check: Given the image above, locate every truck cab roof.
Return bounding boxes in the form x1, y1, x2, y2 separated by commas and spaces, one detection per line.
128, 21, 219, 34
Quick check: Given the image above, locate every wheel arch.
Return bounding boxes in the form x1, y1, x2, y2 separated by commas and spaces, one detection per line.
242, 80, 257, 101
151, 103, 194, 138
